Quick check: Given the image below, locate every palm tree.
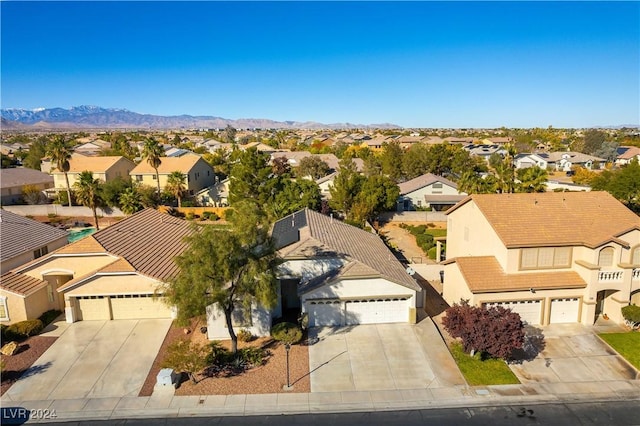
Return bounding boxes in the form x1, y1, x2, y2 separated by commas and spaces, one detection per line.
74, 171, 103, 230
119, 187, 143, 215
165, 171, 187, 208
517, 166, 548, 193
47, 136, 73, 206
141, 138, 164, 196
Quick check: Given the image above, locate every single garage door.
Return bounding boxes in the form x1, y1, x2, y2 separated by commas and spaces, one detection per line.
307, 300, 343, 327
484, 300, 542, 325
111, 294, 172, 319
76, 296, 111, 320
345, 298, 409, 325
549, 298, 580, 323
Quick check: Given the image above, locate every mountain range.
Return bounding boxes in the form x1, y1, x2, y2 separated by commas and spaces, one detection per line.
0, 106, 400, 130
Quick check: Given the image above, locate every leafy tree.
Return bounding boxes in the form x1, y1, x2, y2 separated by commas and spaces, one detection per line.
73, 171, 104, 230
203, 147, 233, 179
162, 339, 210, 383
380, 141, 404, 182
516, 166, 548, 193
228, 147, 279, 207
271, 156, 292, 177
402, 143, 430, 179
329, 157, 364, 215
297, 156, 330, 179
165, 171, 187, 207
23, 136, 48, 170
223, 125, 237, 144
167, 202, 278, 354
138, 184, 160, 208
349, 174, 399, 224
47, 135, 74, 206
270, 178, 321, 219
571, 167, 599, 185
119, 187, 143, 215
141, 137, 164, 196
582, 129, 607, 155
442, 300, 525, 360
591, 159, 640, 212
101, 176, 134, 209
593, 141, 619, 163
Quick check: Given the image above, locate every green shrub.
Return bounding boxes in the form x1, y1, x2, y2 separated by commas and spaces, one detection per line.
7, 319, 44, 338
237, 329, 253, 342
622, 305, 640, 323
202, 211, 220, 221
271, 322, 303, 344
427, 246, 437, 260
185, 212, 196, 220
223, 209, 234, 221
237, 347, 267, 366
38, 309, 62, 327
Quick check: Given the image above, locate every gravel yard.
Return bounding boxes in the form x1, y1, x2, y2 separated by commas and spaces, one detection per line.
140, 319, 310, 396
1, 336, 58, 396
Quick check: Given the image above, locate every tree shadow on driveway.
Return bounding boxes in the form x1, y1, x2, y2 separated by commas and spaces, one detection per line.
510, 326, 546, 364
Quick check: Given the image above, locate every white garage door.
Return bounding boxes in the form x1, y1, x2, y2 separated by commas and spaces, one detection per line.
345, 298, 409, 325
307, 300, 343, 327
76, 296, 111, 320
484, 300, 542, 325
550, 298, 580, 323
111, 294, 172, 320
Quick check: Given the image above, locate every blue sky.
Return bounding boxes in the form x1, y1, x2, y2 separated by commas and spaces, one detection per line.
1, 1, 638, 128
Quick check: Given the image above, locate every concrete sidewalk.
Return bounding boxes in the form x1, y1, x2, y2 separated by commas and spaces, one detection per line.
2, 379, 638, 423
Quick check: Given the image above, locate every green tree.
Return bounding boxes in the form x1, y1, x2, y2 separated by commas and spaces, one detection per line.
516, 166, 548, 193
119, 186, 143, 215
23, 136, 48, 170
592, 160, 640, 212
165, 171, 187, 207
223, 125, 237, 144
47, 135, 74, 207
349, 174, 400, 224
380, 141, 404, 182
101, 176, 134, 209
162, 340, 210, 383
582, 129, 607, 155
73, 171, 103, 230
141, 138, 164, 196
167, 203, 278, 354
402, 143, 430, 179
228, 147, 279, 206
21, 184, 45, 204
203, 147, 233, 179
329, 157, 364, 215
297, 156, 330, 179
270, 178, 321, 219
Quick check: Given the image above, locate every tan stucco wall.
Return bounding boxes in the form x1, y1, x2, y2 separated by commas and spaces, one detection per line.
104, 158, 136, 182
442, 263, 473, 304
18, 255, 117, 281
24, 287, 61, 321
131, 158, 215, 193
1, 290, 28, 324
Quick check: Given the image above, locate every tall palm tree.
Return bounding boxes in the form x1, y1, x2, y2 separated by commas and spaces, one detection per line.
74, 171, 103, 230
517, 166, 548, 193
165, 171, 187, 208
141, 138, 164, 196
47, 136, 73, 206
119, 186, 143, 215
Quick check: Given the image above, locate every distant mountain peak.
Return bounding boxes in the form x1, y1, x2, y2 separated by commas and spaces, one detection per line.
0, 106, 401, 130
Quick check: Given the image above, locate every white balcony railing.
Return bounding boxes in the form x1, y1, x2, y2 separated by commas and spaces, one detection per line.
633, 268, 640, 281
598, 270, 624, 282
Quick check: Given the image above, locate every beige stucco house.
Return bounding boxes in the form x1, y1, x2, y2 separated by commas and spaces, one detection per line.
0, 167, 55, 205
129, 154, 215, 196
0, 209, 194, 324
442, 192, 640, 326
397, 173, 466, 211
49, 154, 135, 194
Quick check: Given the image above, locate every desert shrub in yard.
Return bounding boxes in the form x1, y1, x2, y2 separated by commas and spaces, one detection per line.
6, 319, 44, 339
271, 322, 303, 345
38, 309, 62, 327
237, 329, 253, 342
205, 341, 267, 376
622, 305, 640, 325
443, 299, 525, 361
202, 211, 219, 221
162, 339, 210, 383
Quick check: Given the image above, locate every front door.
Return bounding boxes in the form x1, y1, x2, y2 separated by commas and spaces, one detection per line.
595, 290, 605, 319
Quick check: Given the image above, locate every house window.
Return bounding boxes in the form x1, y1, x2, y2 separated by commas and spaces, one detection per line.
33, 246, 49, 259
152, 175, 157, 180
0, 296, 9, 321
136, 175, 143, 182
598, 247, 614, 267
520, 247, 572, 269
432, 182, 443, 189
633, 247, 640, 265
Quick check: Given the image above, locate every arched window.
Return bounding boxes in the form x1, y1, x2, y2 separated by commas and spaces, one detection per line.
598, 247, 615, 267
632, 246, 640, 265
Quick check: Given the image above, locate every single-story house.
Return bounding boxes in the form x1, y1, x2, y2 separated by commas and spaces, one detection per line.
0, 167, 55, 205
442, 192, 640, 326
397, 173, 466, 211
206, 209, 422, 339
0, 209, 194, 325
615, 146, 640, 166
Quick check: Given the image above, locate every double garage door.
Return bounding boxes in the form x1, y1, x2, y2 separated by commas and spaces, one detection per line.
75, 294, 172, 321
306, 297, 409, 327
484, 300, 542, 325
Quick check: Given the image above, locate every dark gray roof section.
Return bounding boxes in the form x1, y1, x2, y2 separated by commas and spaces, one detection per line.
0, 168, 53, 189
274, 209, 419, 291
0, 210, 69, 264
91, 208, 195, 281
273, 210, 308, 250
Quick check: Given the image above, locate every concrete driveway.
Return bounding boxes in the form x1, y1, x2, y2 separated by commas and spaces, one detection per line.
509, 323, 637, 384
308, 321, 464, 392
4, 319, 171, 402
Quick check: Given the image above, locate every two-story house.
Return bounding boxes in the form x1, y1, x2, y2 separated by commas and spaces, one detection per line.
48, 154, 136, 196
442, 192, 639, 326
397, 173, 466, 211
129, 154, 215, 196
